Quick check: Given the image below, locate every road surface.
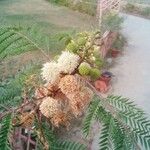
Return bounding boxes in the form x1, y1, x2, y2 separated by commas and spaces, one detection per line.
92, 14, 150, 149
110, 14, 150, 115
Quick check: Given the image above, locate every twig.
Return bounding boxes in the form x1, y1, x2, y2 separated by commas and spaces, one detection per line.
0, 97, 42, 120
14, 30, 50, 60
0, 104, 11, 111
72, 33, 100, 74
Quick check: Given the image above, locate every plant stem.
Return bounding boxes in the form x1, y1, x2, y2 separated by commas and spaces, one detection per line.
0, 104, 10, 111
13, 29, 50, 60
0, 97, 42, 120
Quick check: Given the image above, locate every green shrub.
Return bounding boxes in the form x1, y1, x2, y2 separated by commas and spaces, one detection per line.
124, 3, 138, 13
101, 12, 124, 32
124, 3, 150, 18
47, 0, 97, 16
141, 7, 150, 17
74, 1, 96, 16
47, 0, 69, 6
112, 34, 127, 50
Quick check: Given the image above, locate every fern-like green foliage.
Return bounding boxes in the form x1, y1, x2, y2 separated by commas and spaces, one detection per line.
83, 95, 150, 150
0, 115, 12, 149
51, 140, 87, 150
82, 97, 100, 137
99, 122, 115, 150
0, 26, 51, 60
101, 13, 124, 33
107, 95, 150, 149
0, 64, 40, 111
96, 106, 129, 150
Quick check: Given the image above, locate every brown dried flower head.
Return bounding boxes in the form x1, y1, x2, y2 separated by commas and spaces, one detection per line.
20, 112, 35, 128
69, 99, 83, 117
39, 97, 60, 118
51, 111, 70, 128
12, 112, 34, 128
80, 87, 94, 105
35, 87, 51, 99
59, 75, 81, 95
68, 87, 93, 117
54, 90, 68, 102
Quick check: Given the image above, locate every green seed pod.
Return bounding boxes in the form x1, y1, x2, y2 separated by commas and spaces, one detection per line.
89, 68, 101, 80
78, 62, 91, 76
66, 41, 78, 53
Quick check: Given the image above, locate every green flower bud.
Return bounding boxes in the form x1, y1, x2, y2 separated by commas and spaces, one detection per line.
89, 68, 101, 80
66, 41, 78, 53
78, 62, 91, 76
95, 58, 104, 68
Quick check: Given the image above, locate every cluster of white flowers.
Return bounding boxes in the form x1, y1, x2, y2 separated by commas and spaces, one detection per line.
41, 51, 80, 84
41, 62, 60, 84
57, 51, 80, 74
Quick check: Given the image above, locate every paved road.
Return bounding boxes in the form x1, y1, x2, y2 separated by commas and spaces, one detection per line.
91, 14, 150, 150
110, 14, 150, 115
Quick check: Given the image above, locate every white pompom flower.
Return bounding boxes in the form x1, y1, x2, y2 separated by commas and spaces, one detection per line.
57, 51, 80, 74
41, 62, 60, 84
